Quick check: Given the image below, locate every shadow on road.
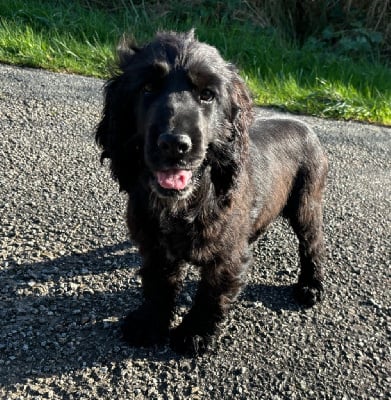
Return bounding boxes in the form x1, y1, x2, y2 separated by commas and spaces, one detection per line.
0, 242, 142, 384
1, 241, 302, 385
242, 283, 303, 313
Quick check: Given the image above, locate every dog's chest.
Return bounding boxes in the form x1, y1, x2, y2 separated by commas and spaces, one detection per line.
158, 212, 220, 263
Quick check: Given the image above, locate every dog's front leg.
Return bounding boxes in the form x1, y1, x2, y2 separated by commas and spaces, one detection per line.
170, 253, 250, 356
121, 254, 182, 347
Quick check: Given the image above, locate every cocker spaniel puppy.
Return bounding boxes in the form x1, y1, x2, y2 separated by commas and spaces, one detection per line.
96, 30, 328, 356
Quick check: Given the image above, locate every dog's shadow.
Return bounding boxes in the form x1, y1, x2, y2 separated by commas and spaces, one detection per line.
1, 242, 303, 385
0, 242, 144, 385
240, 283, 303, 312
178, 274, 302, 314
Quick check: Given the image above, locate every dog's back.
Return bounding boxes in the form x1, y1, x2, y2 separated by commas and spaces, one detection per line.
248, 116, 327, 235
249, 116, 325, 163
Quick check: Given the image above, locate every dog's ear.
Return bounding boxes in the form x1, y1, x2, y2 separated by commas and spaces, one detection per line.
95, 78, 115, 162
95, 37, 136, 157
209, 69, 253, 200
227, 69, 253, 169
230, 72, 253, 138
95, 75, 144, 192
95, 39, 145, 191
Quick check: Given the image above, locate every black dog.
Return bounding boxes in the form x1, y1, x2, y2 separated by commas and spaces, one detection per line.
96, 30, 328, 356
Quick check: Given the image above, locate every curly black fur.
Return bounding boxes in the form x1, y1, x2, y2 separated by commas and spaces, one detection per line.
96, 30, 328, 356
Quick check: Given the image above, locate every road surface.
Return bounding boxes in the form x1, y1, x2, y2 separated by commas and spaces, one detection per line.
0, 64, 390, 399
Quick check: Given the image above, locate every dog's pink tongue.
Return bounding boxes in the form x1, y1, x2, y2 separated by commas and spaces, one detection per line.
156, 169, 192, 190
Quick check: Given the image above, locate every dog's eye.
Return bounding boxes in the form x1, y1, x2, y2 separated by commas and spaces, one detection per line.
143, 83, 155, 94
199, 89, 215, 103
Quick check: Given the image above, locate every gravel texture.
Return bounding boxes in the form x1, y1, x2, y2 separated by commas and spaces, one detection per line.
0, 63, 390, 399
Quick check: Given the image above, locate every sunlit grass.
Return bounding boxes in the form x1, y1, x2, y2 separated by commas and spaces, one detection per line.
247, 70, 390, 125
0, 0, 390, 124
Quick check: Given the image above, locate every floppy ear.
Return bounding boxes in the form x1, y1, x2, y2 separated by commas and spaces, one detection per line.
230, 73, 253, 170
230, 72, 253, 141
95, 78, 117, 163
95, 39, 144, 192
209, 70, 253, 201
95, 38, 139, 158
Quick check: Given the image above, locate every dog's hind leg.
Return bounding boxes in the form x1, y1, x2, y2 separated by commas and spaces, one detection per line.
285, 158, 328, 306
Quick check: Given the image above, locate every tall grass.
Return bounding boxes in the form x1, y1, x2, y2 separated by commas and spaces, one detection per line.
81, 0, 391, 51
0, 0, 390, 124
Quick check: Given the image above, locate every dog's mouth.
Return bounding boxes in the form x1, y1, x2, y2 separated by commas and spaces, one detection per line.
150, 164, 205, 200
150, 156, 207, 199
155, 169, 193, 190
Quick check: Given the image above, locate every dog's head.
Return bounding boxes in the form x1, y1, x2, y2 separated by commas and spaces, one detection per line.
96, 30, 252, 200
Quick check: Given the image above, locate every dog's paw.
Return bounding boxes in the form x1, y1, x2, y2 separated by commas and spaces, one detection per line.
121, 307, 168, 347
294, 281, 324, 306
170, 324, 214, 356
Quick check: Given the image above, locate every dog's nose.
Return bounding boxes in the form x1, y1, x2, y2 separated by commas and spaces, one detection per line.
157, 133, 192, 156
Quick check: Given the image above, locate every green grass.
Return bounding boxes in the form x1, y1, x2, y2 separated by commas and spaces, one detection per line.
0, 0, 390, 125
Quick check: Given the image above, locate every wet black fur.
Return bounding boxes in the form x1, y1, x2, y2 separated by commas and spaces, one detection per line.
96, 31, 328, 356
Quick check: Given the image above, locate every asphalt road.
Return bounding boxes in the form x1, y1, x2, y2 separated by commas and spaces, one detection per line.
0, 63, 390, 400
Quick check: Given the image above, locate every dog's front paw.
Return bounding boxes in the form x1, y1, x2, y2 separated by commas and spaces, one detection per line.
121, 306, 168, 347
170, 324, 214, 356
294, 281, 324, 306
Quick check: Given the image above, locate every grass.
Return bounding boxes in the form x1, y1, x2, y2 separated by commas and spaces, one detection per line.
0, 0, 390, 125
